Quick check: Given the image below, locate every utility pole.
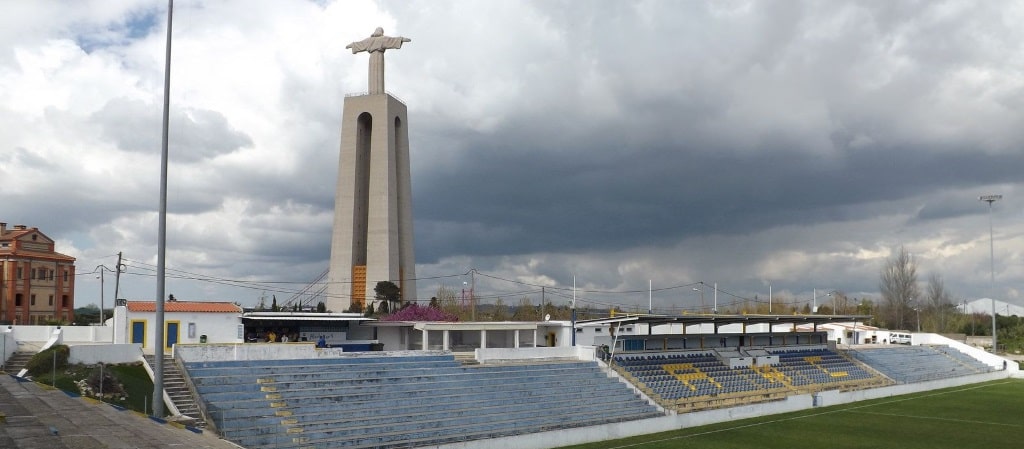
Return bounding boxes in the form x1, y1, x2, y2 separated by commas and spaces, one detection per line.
541, 286, 546, 319
113, 252, 123, 309
571, 276, 576, 346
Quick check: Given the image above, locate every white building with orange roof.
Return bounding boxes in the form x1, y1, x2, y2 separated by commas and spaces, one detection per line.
112, 298, 243, 354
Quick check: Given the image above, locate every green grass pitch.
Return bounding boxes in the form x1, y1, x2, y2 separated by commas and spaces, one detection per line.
560, 379, 1024, 449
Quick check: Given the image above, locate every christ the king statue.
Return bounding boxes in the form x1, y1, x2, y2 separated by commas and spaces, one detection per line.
346, 27, 411, 94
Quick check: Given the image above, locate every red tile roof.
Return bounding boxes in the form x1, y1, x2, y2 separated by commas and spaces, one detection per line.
127, 301, 242, 313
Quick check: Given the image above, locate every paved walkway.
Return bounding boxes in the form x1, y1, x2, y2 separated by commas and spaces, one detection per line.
0, 374, 242, 449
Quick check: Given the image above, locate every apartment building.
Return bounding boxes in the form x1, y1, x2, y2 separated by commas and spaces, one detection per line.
0, 222, 76, 324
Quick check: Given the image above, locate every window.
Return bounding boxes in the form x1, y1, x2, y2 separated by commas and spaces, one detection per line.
31, 268, 36, 279
16, 267, 22, 279
63, 270, 69, 282
48, 295, 54, 306
31, 294, 36, 306
49, 270, 54, 280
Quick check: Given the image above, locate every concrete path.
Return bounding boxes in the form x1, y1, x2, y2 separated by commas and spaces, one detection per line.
0, 374, 241, 449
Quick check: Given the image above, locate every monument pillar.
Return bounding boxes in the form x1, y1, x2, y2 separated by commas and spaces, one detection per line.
327, 28, 416, 312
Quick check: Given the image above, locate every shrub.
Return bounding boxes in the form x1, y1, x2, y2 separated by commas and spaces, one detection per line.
25, 345, 69, 378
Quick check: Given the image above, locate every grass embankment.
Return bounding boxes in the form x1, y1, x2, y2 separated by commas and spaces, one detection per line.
22, 345, 154, 414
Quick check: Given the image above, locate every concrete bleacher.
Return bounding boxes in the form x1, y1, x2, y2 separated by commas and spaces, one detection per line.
185, 354, 660, 449
848, 345, 994, 384
765, 347, 875, 387
612, 346, 879, 409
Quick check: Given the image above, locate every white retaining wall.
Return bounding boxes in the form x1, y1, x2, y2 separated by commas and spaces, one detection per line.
69, 344, 143, 365
173, 343, 447, 363
175, 343, 319, 362
475, 346, 589, 363
1, 329, 14, 366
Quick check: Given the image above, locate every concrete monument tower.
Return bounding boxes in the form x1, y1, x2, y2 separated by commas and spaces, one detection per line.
327, 27, 416, 312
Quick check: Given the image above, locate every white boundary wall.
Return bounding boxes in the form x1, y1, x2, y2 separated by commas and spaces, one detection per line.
3, 325, 114, 346
914, 332, 1015, 371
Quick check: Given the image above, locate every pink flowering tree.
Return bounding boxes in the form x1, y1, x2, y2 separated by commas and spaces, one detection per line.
380, 304, 459, 322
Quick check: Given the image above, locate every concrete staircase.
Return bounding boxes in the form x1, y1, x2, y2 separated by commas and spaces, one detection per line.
144, 354, 205, 427
3, 351, 36, 376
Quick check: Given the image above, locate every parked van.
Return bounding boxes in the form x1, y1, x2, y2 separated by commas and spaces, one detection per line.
890, 332, 911, 345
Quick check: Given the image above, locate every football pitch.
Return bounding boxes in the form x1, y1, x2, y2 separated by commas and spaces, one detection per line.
560, 379, 1024, 449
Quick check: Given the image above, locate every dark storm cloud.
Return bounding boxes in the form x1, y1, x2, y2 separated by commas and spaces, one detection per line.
404, 0, 1024, 280
414, 122, 1024, 263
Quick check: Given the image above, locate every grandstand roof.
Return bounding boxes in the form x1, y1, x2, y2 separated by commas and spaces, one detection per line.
576, 313, 873, 329
242, 311, 372, 321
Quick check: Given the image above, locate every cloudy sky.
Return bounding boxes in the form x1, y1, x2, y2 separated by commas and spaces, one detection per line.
3, 0, 1023, 313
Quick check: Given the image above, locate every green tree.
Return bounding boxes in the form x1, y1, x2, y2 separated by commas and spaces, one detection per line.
374, 281, 402, 314
73, 304, 101, 325
316, 301, 327, 313
345, 301, 363, 313
271, 295, 280, 312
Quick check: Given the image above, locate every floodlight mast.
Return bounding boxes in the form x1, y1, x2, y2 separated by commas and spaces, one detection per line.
153, 0, 174, 418
980, 194, 1001, 353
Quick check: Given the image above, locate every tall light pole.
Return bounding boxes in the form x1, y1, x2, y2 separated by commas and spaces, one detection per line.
980, 194, 1001, 353
153, 0, 174, 418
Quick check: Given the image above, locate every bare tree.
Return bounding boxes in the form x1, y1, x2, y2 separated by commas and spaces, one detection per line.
512, 297, 539, 321
926, 274, 953, 332
436, 285, 468, 321
491, 298, 509, 321
879, 246, 920, 330
830, 290, 850, 315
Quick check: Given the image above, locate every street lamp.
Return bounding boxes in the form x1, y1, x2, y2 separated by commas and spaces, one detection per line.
980, 194, 1001, 353
94, 265, 119, 326
692, 282, 705, 314
812, 288, 833, 314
